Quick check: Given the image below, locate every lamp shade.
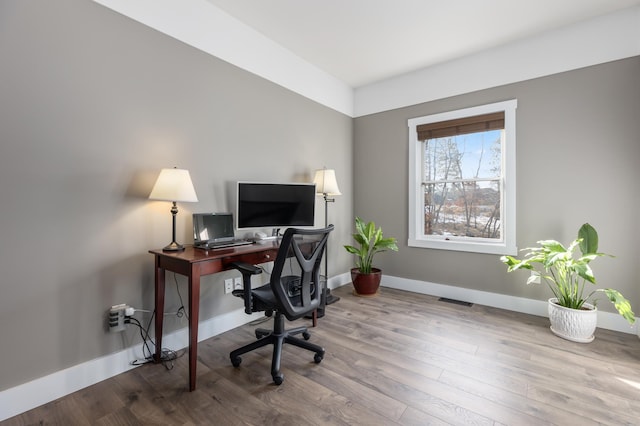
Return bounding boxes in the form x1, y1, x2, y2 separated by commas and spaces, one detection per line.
313, 168, 341, 196
149, 168, 198, 202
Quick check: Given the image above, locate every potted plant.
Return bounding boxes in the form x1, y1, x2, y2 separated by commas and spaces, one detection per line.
344, 216, 398, 296
500, 223, 635, 342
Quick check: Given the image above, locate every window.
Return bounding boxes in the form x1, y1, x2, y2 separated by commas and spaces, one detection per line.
408, 100, 517, 255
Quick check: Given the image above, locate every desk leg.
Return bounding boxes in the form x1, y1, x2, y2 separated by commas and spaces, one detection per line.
188, 271, 201, 391
154, 262, 166, 363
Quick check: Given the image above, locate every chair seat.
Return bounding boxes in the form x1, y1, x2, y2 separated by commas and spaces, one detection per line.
250, 284, 277, 311
252, 276, 318, 313
251, 284, 276, 304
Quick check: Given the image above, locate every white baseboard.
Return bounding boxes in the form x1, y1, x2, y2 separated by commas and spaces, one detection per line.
380, 274, 639, 336
0, 308, 261, 422
327, 272, 352, 290
2, 272, 636, 421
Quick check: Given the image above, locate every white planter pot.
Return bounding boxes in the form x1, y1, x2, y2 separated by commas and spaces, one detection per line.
548, 298, 597, 343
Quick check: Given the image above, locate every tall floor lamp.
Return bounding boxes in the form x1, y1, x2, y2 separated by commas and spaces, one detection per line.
149, 167, 198, 252
313, 167, 341, 305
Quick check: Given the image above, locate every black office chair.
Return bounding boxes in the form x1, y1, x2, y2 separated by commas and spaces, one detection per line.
229, 225, 334, 385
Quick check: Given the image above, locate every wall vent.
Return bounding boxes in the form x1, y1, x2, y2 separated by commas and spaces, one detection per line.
438, 297, 473, 307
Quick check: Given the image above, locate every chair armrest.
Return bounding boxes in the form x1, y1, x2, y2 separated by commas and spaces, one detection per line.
229, 261, 262, 276
229, 262, 263, 314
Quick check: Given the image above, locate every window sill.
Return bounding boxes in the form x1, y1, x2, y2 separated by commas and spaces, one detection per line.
408, 238, 517, 255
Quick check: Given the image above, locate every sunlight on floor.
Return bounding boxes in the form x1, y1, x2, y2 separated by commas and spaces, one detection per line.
616, 377, 640, 391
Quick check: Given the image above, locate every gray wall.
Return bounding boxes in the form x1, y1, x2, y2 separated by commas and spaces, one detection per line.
0, 0, 352, 391
2, 0, 638, 397
354, 57, 640, 314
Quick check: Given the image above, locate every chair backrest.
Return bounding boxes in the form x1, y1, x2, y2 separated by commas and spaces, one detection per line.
270, 225, 334, 321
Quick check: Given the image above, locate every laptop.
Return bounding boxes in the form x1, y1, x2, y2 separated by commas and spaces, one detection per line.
193, 213, 252, 250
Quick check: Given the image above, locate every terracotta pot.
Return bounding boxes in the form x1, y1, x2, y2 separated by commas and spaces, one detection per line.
351, 267, 382, 296
548, 298, 597, 343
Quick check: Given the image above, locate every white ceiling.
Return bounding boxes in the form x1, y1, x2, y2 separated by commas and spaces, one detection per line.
205, 0, 640, 88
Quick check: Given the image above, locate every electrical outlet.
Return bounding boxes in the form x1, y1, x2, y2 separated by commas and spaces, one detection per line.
234, 277, 243, 290
109, 304, 127, 332
224, 278, 234, 294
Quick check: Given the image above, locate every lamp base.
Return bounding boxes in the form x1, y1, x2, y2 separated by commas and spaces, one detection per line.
162, 241, 185, 252
325, 290, 340, 305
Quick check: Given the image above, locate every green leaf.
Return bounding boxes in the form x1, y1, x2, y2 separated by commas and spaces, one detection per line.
600, 289, 636, 325
578, 253, 600, 263
574, 262, 596, 284
526, 271, 541, 285
578, 223, 598, 255
500, 255, 533, 271
377, 237, 399, 251
344, 245, 359, 255
353, 234, 367, 246
539, 240, 566, 252
364, 221, 375, 240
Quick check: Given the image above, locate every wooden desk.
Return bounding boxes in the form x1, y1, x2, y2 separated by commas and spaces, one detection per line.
149, 242, 279, 391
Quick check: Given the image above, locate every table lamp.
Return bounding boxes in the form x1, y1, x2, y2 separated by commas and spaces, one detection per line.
149, 167, 198, 252
313, 167, 341, 305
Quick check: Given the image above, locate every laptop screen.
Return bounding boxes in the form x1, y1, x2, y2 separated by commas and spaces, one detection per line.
193, 213, 235, 244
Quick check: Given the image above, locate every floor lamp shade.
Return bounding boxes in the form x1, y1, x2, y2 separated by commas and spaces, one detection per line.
313, 168, 341, 196
149, 168, 198, 251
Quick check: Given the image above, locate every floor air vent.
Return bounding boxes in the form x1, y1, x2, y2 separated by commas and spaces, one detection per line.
438, 297, 473, 307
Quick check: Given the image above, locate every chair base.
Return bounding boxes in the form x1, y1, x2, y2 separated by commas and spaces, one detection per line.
230, 312, 324, 385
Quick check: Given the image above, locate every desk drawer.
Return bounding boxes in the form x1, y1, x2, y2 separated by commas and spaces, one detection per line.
222, 249, 278, 267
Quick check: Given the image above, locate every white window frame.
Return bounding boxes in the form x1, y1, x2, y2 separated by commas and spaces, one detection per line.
408, 99, 517, 255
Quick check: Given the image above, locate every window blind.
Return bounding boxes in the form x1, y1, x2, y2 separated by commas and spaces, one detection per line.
416, 111, 504, 140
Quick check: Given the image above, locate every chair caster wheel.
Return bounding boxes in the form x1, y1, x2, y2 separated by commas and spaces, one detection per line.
273, 374, 284, 385
314, 353, 323, 364
231, 356, 242, 367
302, 331, 311, 340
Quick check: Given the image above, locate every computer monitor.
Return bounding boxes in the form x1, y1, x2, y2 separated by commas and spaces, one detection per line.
236, 182, 316, 231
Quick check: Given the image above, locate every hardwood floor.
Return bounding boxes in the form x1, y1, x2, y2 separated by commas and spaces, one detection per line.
4, 285, 640, 425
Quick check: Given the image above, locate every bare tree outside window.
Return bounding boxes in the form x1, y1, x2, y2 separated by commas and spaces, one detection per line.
422, 129, 502, 239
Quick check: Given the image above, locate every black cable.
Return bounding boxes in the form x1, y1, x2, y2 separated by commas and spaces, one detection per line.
127, 311, 185, 370
173, 272, 188, 320
248, 315, 272, 326
143, 309, 156, 361
126, 316, 155, 364
127, 318, 153, 366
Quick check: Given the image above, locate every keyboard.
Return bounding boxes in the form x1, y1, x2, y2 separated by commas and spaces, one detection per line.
195, 239, 253, 250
